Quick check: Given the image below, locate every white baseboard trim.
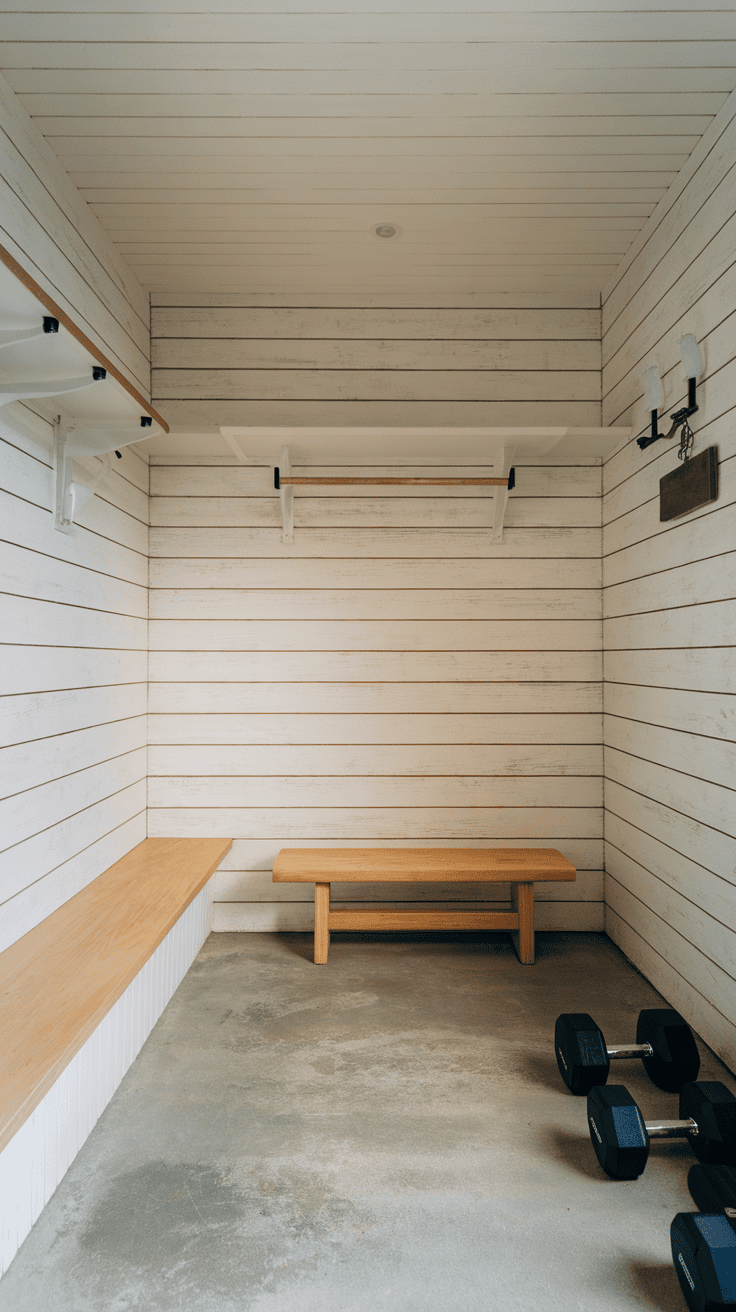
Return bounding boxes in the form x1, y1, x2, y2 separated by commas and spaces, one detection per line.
0, 878, 213, 1277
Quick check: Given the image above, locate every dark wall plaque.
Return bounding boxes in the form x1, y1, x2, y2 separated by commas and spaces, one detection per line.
659, 446, 718, 522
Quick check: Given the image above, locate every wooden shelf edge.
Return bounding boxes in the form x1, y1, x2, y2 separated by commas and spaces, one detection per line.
0, 242, 169, 433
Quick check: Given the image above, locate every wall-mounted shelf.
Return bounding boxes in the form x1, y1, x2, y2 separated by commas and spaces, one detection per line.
207, 426, 629, 544
0, 243, 169, 530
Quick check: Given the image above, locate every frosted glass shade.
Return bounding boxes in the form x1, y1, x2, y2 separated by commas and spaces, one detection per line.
678, 333, 703, 379
643, 365, 663, 411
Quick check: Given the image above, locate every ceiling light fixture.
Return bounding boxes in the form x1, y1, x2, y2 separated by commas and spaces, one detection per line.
370, 223, 402, 239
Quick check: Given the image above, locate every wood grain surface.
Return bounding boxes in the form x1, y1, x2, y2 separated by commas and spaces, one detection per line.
273, 846, 576, 882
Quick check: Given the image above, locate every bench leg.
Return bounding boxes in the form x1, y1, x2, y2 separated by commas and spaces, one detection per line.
314, 882, 330, 964
511, 882, 534, 964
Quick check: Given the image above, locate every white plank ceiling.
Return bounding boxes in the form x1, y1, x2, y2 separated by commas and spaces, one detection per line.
2, 1, 736, 297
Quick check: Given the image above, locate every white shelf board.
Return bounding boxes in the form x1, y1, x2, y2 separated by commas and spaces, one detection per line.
143, 424, 631, 464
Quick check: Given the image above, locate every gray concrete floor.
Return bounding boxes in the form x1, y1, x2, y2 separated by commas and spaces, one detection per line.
2, 931, 734, 1312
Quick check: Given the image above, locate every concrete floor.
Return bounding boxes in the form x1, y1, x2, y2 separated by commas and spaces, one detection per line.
2, 931, 734, 1312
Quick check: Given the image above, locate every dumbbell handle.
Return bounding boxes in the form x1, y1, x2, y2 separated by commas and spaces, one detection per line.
645, 1117, 699, 1139
607, 1042, 654, 1060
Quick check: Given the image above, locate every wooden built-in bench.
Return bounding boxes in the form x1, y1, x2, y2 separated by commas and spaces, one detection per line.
0, 837, 231, 1155
272, 847, 577, 965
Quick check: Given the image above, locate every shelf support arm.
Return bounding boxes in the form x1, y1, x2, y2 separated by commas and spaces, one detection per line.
279, 445, 294, 544
1, 364, 105, 408
491, 447, 513, 542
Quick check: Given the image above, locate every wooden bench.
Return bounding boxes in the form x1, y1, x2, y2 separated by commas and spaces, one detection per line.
272, 847, 576, 965
0, 836, 231, 1154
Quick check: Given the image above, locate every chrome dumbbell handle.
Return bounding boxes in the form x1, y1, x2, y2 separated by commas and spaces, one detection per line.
607, 1042, 654, 1060
646, 1117, 699, 1139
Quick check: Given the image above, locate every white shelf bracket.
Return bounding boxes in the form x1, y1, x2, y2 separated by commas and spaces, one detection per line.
0, 316, 59, 350
52, 415, 154, 532
220, 427, 254, 463
279, 445, 294, 543
1, 363, 106, 408
491, 446, 513, 542
53, 416, 75, 534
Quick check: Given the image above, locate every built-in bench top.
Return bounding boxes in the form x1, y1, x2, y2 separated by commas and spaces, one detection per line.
0, 836, 232, 1153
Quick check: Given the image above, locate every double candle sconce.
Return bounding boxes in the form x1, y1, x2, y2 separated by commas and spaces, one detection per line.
638, 334, 704, 452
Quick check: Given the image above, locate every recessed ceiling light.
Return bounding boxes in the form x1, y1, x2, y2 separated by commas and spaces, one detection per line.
370, 223, 403, 239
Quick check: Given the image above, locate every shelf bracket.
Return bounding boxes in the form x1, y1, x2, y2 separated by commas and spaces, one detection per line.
278, 445, 294, 543
220, 427, 254, 463
52, 414, 153, 532
0, 316, 59, 350
490, 447, 514, 542
1, 363, 105, 408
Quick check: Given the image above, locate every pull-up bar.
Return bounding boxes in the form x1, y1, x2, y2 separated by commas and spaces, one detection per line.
274, 469, 515, 490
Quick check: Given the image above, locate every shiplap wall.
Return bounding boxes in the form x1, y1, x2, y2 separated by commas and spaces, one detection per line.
0, 71, 150, 399
0, 409, 149, 954
0, 74, 152, 952
147, 442, 604, 932
150, 293, 601, 431
601, 92, 736, 1073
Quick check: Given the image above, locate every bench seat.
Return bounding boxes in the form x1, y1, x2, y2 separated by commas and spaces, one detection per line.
0, 836, 231, 1156
273, 847, 576, 964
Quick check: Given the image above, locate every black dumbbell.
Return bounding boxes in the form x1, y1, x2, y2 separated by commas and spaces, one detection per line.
555, 1008, 700, 1095
587, 1081, 736, 1180
671, 1165, 736, 1311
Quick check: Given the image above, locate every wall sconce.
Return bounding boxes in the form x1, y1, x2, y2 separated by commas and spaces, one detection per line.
637, 335, 703, 451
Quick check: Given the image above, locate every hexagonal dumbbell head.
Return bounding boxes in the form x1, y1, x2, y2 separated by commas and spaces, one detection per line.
681, 1084, 736, 1168
637, 1008, 701, 1093
689, 1165, 736, 1216
555, 1013, 610, 1095
672, 1165, 736, 1311
587, 1085, 649, 1179
671, 1212, 736, 1312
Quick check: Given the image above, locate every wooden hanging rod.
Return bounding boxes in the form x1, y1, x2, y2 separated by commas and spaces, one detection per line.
275, 470, 515, 489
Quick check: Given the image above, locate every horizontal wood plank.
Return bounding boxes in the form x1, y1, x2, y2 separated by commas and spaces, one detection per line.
149, 589, 602, 622
148, 743, 601, 778
147, 713, 603, 747
148, 617, 602, 651
147, 681, 602, 715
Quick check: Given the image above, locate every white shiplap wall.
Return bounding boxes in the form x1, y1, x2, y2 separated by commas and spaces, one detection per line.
0, 409, 149, 954
150, 294, 601, 431
0, 73, 152, 954
148, 441, 604, 932
601, 93, 736, 1073
0, 71, 150, 399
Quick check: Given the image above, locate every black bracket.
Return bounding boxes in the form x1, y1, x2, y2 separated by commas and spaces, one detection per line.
42, 316, 59, 334
92, 366, 106, 381
507, 467, 515, 491
637, 378, 698, 451
274, 466, 280, 489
